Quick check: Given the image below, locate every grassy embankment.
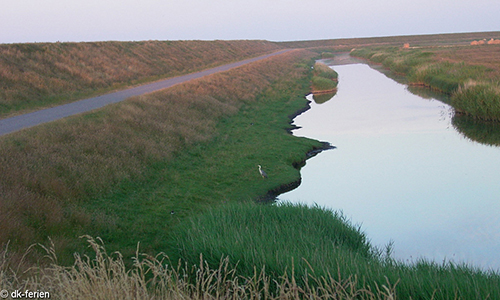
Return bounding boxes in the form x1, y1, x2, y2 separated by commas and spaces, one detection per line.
350, 45, 500, 122
0, 40, 282, 117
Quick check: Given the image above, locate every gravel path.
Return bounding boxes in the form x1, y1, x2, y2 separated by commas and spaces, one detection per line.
0, 49, 291, 136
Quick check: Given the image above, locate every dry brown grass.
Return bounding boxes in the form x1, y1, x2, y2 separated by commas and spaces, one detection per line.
0, 236, 397, 299
0, 49, 314, 261
432, 45, 500, 80
0, 40, 283, 116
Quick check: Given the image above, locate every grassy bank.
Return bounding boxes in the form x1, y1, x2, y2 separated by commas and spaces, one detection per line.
169, 202, 500, 299
0, 49, 322, 262
351, 45, 500, 121
0, 40, 282, 117
3, 203, 499, 299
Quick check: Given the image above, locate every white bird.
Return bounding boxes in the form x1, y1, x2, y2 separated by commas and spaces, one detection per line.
258, 165, 268, 179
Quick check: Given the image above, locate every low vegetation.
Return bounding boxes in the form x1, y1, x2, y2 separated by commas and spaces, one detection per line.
351, 45, 500, 121
279, 31, 500, 49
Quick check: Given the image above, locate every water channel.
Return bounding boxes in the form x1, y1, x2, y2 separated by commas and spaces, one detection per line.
281, 57, 500, 271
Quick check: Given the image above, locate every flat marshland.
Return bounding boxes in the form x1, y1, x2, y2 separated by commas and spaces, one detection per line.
279, 31, 500, 50
1, 34, 500, 299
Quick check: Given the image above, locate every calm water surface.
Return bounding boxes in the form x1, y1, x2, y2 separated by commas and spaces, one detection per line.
282, 62, 500, 271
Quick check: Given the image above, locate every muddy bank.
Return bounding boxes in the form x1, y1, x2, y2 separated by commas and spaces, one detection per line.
311, 88, 338, 95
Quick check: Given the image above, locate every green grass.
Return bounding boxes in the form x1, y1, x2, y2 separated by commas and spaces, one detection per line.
83, 82, 323, 258
63, 51, 325, 261
0, 49, 320, 263
168, 202, 375, 279
167, 201, 500, 299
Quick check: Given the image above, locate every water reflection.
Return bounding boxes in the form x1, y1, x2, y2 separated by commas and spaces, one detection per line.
406, 85, 451, 103
282, 62, 500, 271
452, 114, 500, 146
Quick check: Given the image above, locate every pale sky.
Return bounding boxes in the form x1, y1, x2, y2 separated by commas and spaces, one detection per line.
1, 0, 499, 43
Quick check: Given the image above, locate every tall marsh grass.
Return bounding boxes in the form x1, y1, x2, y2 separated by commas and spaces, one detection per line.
169, 202, 375, 281
0, 236, 397, 299
2, 205, 498, 299
452, 80, 500, 121
168, 202, 500, 299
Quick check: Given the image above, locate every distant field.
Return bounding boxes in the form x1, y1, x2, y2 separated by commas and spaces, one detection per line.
278, 31, 500, 49
431, 45, 500, 79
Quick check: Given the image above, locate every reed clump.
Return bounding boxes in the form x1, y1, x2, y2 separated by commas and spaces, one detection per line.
452, 79, 500, 121
351, 46, 500, 121
311, 62, 338, 93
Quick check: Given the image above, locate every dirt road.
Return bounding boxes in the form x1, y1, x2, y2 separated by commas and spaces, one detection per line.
0, 49, 291, 136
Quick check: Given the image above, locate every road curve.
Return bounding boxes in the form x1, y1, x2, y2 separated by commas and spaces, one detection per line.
0, 49, 292, 137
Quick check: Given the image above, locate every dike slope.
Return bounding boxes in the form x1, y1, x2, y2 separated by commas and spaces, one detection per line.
0, 49, 290, 136
0, 40, 283, 117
